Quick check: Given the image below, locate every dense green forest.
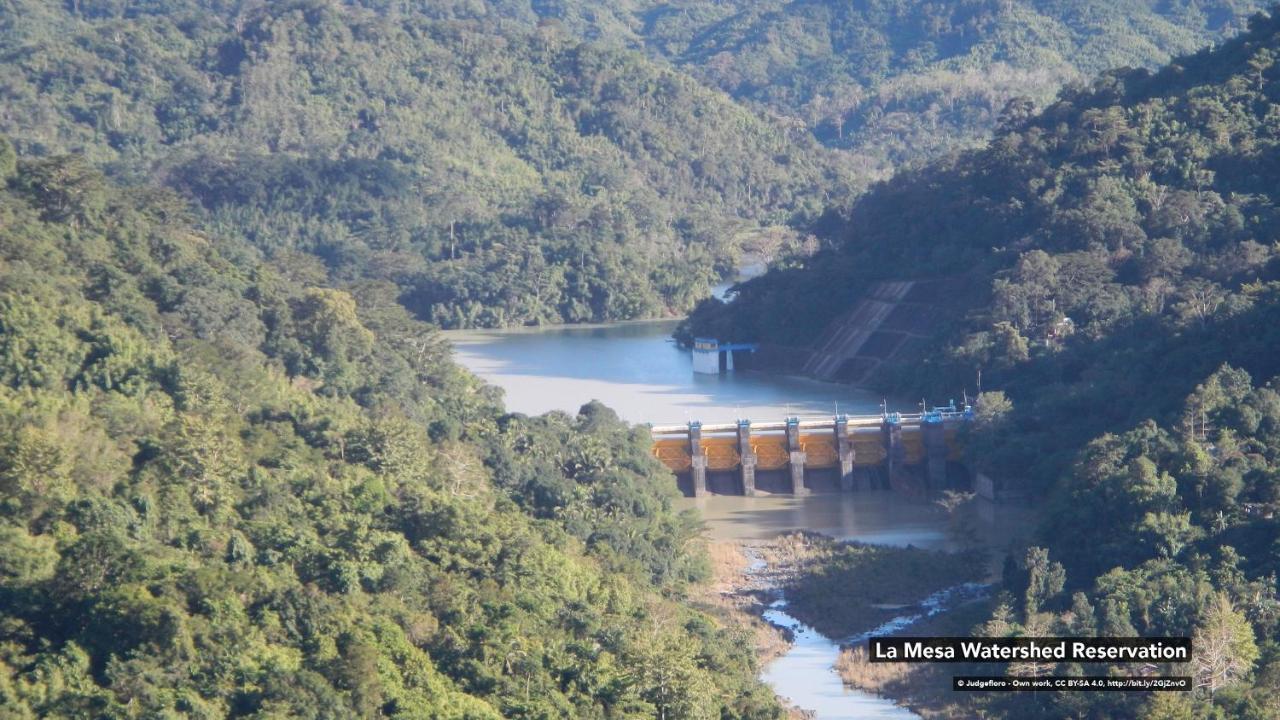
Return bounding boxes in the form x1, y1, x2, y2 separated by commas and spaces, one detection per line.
693, 9, 1280, 717
0, 0, 853, 328
7, 1, 1280, 717
430, 0, 1269, 174
1, 0, 1269, 329
0, 143, 782, 718
961, 366, 1280, 719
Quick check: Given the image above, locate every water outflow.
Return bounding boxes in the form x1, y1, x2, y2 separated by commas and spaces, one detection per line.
762, 600, 920, 719
761, 583, 991, 719
445, 315, 1014, 717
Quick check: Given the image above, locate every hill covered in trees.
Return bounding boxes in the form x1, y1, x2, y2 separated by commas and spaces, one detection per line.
0, 142, 782, 718
432, 0, 1269, 175
665, 0, 1267, 169
2, 0, 1270, 329
691, 10, 1280, 717
0, 0, 854, 328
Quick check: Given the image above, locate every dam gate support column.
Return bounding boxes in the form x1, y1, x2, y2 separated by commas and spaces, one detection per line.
689, 421, 708, 497
835, 415, 855, 492
785, 417, 809, 496
922, 418, 947, 491
882, 415, 905, 489
737, 419, 757, 496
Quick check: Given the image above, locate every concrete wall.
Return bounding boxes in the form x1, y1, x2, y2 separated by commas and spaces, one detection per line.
692, 348, 720, 374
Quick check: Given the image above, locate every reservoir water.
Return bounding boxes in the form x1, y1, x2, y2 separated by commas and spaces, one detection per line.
446, 320, 1029, 719
447, 319, 888, 425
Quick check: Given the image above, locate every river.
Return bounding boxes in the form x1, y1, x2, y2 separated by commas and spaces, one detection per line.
762, 601, 921, 720
445, 319, 1028, 719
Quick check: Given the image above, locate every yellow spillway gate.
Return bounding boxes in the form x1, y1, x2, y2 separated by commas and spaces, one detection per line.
902, 429, 925, 464
649, 410, 972, 494
651, 438, 691, 472
702, 436, 741, 471
752, 437, 790, 470
799, 435, 837, 468
946, 426, 963, 461
852, 432, 885, 466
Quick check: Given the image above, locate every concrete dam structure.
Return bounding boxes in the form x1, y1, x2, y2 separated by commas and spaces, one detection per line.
688, 279, 968, 386
651, 405, 972, 497
802, 280, 955, 384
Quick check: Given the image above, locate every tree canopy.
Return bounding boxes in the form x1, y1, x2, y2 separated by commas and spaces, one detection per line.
0, 0, 1268, 328
0, 147, 781, 718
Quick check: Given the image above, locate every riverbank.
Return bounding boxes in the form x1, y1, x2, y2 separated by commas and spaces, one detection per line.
766, 533, 987, 642
835, 599, 996, 719
697, 540, 816, 718
698, 540, 792, 665
704, 533, 993, 719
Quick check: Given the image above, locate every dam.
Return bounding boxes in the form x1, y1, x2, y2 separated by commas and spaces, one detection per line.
651, 404, 972, 497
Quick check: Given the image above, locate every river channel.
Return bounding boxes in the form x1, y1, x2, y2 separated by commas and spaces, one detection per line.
445, 320, 1027, 719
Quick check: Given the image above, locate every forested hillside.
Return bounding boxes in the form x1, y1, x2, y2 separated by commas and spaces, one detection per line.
0, 143, 781, 718
434, 0, 1268, 174
657, 0, 1268, 170
691, 6, 1280, 496
2, 0, 1269, 330
952, 368, 1280, 719
690, 12, 1280, 717
0, 0, 851, 328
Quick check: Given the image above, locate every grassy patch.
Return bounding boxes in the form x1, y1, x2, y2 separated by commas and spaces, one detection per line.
692, 540, 792, 665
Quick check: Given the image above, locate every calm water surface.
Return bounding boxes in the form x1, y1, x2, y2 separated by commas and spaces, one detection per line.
678, 491, 1033, 553
446, 320, 1029, 719
678, 492, 951, 546
447, 319, 888, 425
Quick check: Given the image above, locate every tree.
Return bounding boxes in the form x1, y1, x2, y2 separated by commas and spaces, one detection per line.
997, 97, 1037, 132
1193, 593, 1259, 696
1013, 249, 1060, 333
0, 424, 74, 519
1023, 546, 1065, 616
1067, 592, 1096, 636
0, 135, 15, 181
1137, 511, 1201, 558
1173, 279, 1225, 328
14, 156, 108, 228
980, 599, 1020, 637
0, 524, 59, 586
1143, 691, 1195, 720
292, 288, 375, 383
974, 391, 1013, 429
1246, 48, 1275, 89
1101, 597, 1138, 636
991, 321, 1030, 364
628, 605, 719, 720
333, 635, 383, 717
